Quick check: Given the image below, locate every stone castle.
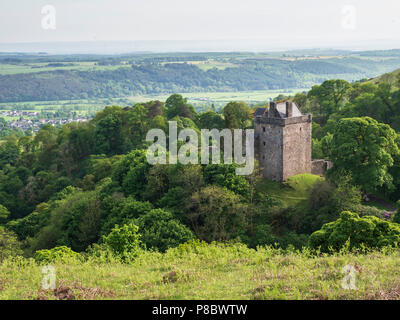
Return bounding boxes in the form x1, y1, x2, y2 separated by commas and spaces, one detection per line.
254, 101, 330, 181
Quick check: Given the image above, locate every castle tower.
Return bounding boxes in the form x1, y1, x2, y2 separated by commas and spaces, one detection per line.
254, 101, 312, 181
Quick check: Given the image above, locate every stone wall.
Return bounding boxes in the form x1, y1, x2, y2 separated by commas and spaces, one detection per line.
311, 159, 333, 176
255, 108, 313, 182
258, 123, 283, 181
282, 121, 312, 180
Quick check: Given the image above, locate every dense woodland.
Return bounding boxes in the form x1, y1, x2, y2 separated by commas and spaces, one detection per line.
1, 69, 400, 262
1, 51, 400, 103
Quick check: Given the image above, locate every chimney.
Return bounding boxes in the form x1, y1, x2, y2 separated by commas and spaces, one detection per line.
286, 101, 293, 118
269, 102, 277, 117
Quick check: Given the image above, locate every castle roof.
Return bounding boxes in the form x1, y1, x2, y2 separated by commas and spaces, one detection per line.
273, 102, 302, 118
255, 101, 303, 119
254, 108, 267, 117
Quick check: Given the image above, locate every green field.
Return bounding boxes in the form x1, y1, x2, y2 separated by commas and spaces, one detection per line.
1, 243, 400, 300
0, 89, 308, 116
0, 62, 132, 75
128, 89, 308, 110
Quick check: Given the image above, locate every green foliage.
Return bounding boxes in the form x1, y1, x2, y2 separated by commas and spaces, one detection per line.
187, 186, 248, 242
309, 211, 400, 252
222, 102, 251, 129
101, 196, 153, 236
29, 190, 101, 252
203, 164, 250, 198
0, 226, 22, 262
94, 113, 124, 155
1, 70, 400, 261
112, 149, 150, 199
6, 202, 50, 241
199, 110, 224, 129
304, 178, 361, 233
0, 204, 10, 224
135, 209, 194, 252
328, 117, 400, 193
33, 246, 81, 264
0, 141, 19, 168
393, 201, 400, 224
308, 79, 351, 123
102, 223, 142, 261
165, 94, 196, 120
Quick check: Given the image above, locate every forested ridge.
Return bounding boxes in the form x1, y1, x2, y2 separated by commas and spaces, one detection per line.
1, 51, 400, 102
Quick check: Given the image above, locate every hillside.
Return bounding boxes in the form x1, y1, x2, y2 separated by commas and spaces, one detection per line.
369, 68, 400, 87
1, 51, 400, 103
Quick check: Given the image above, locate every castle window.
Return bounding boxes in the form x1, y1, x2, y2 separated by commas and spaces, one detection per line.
263, 141, 266, 146
263, 127, 265, 132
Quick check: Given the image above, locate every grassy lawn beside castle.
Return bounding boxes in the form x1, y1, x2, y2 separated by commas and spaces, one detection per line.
1, 243, 400, 300
257, 174, 324, 208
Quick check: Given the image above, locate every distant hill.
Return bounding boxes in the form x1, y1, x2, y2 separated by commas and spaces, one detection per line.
1, 51, 400, 103
369, 68, 400, 87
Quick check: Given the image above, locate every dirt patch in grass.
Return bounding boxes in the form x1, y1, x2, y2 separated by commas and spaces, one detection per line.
33, 280, 115, 300
366, 282, 400, 300
162, 270, 193, 284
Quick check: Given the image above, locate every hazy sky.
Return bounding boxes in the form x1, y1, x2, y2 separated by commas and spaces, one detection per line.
0, 0, 399, 51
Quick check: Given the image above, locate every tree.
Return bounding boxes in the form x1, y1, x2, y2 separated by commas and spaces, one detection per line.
145, 100, 165, 119
0, 226, 22, 262
101, 196, 153, 236
135, 209, 194, 252
308, 79, 351, 123
328, 117, 400, 193
165, 94, 195, 120
93, 114, 124, 155
203, 164, 250, 198
222, 102, 251, 129
29, 190, 101, 252
293, 92, 308, 111
126, 104, 149, 148
199, 110, 224, 130
112, 150, 151, 199
187, 186, 247, 242
0, 141, 19, 168
0, 204, 10, 224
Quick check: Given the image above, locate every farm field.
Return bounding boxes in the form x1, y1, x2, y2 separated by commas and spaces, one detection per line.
0, 61, 132, 75
0, 89, 308, 116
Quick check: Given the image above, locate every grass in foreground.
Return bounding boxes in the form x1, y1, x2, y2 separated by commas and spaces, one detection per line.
1, 242, 400, 300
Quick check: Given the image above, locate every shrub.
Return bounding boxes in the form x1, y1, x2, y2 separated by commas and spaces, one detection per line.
34, 246, 81, 264
393, 200, 400, 224
355, 204, 386, 219
309, 211, 400, 252
102, 223, 141, 261
0, 226, 23, 262
135, 209, 194, 252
